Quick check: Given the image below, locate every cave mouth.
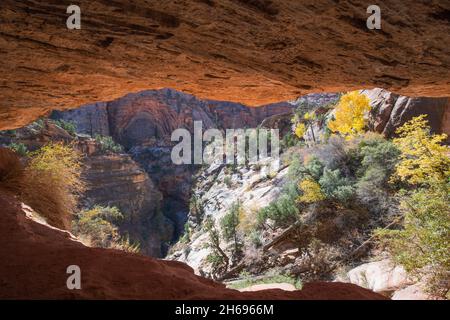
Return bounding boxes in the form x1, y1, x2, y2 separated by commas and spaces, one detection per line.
1, 84, 449, 300
3, 86, 449, 261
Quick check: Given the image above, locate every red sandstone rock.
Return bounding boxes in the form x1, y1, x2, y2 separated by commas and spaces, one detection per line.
0, 191, 386, 300
1, 1, 449, 130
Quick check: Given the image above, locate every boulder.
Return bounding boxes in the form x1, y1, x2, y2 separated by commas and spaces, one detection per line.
347, 259, 413, 294
391, 283, 435, 300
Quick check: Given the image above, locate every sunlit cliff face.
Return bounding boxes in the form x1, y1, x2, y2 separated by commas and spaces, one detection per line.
1, 0, 450, 130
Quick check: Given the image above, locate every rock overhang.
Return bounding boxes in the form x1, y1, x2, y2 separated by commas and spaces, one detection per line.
1, 0, 449, 130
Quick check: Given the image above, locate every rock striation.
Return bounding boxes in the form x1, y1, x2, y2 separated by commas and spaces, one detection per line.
363, 88, 450, 141
1, 1, 450, 130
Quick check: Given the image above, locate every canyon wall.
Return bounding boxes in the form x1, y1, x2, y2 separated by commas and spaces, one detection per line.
364, 88, 450, 140
81, 148, 168, 257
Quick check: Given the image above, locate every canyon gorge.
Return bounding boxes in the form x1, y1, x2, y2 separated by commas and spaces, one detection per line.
1, 87, 448, 299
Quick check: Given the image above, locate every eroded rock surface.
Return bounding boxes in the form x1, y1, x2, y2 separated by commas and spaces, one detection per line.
1, 0, 450, 130
81, 150, 168, 257
364, 88, 450, 140
0, 191, 386, 299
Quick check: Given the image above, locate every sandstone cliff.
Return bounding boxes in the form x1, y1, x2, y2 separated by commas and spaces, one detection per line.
81, 149, 168, 257
364, 88, 450, 141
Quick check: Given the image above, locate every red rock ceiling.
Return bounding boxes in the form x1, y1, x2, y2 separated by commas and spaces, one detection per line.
1, 0, 449, 129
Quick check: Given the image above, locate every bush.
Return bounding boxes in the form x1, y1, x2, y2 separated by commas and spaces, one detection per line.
319, 168, 354, 203
357, 135, 400, 176
281, 132, 298, 150
249, 230, 263, 248
1, 143, 84, 229
221, 202, 241, 242
53, 119, 77, 136
376, 183, 449, 295
376, 116, 450, 296
257, 182, 299, 228
73, 205, 139, 252
94, 135, 123, 153
7, 142, 28, 156
221, 201, 243, 259
228, 273, 302, 290
223, 175, 232, 188
298, 178, 325, 203
204, 215, 229, 277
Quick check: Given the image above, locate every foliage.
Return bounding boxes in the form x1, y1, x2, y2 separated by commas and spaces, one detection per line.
53, 119, 77, 136
376, 182, 449, 295
391, 115, 450, 185
7, 142, 28, 156
318, 168, 354, 203
73, 205, 140, 253
376, 116, 450, 295
189, 193, 204, 224
257, 182, 299, 228
221, 202, 241, 242
297, 178, 325, 203
221, 201, 243, 259
204, 215, 229, 277
94, 135, 123, 153
228, 273, 302, 290
294, 122, 306, 139
223, 175, 232, 188
180, 222, 191, 243
328, 91, 371, 138
281, 132, 298, 150
249, 230, 263, 248
2, 143, 85, 229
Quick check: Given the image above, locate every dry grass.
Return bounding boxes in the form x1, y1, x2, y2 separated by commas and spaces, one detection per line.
0, 144, 84, 230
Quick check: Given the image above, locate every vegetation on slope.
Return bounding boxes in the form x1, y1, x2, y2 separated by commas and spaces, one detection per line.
194, 91, 449, 297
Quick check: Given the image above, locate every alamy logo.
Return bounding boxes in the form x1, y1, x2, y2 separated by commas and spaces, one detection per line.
171, 121, 280, 169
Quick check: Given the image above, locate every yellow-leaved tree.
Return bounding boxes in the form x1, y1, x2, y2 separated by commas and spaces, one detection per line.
328, 91, 371, 138
294, 122, 306, 138
377, 115, 450, 297
297, 178, 325, 203
391, 114, 450, 185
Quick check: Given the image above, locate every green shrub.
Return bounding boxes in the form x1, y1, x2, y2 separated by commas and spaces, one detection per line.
221, 201, 243, 259
223, 175, 232, 187
53, 119, 77, 136
376, 183, 449, 296
228, 273, 302, 290
249, 230, 262, 248
257, 182, 299, 228
221, 202, 241, 242
73, 205, 139, 253
281, 132, 298, 149
189, 194, 204, 223
180, 222, 191, 243
94, 135, 123, 153
357, 135, 400, 179
7, 142, 28, 156
204, 215, 229, 277
319, 168, 354, 203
